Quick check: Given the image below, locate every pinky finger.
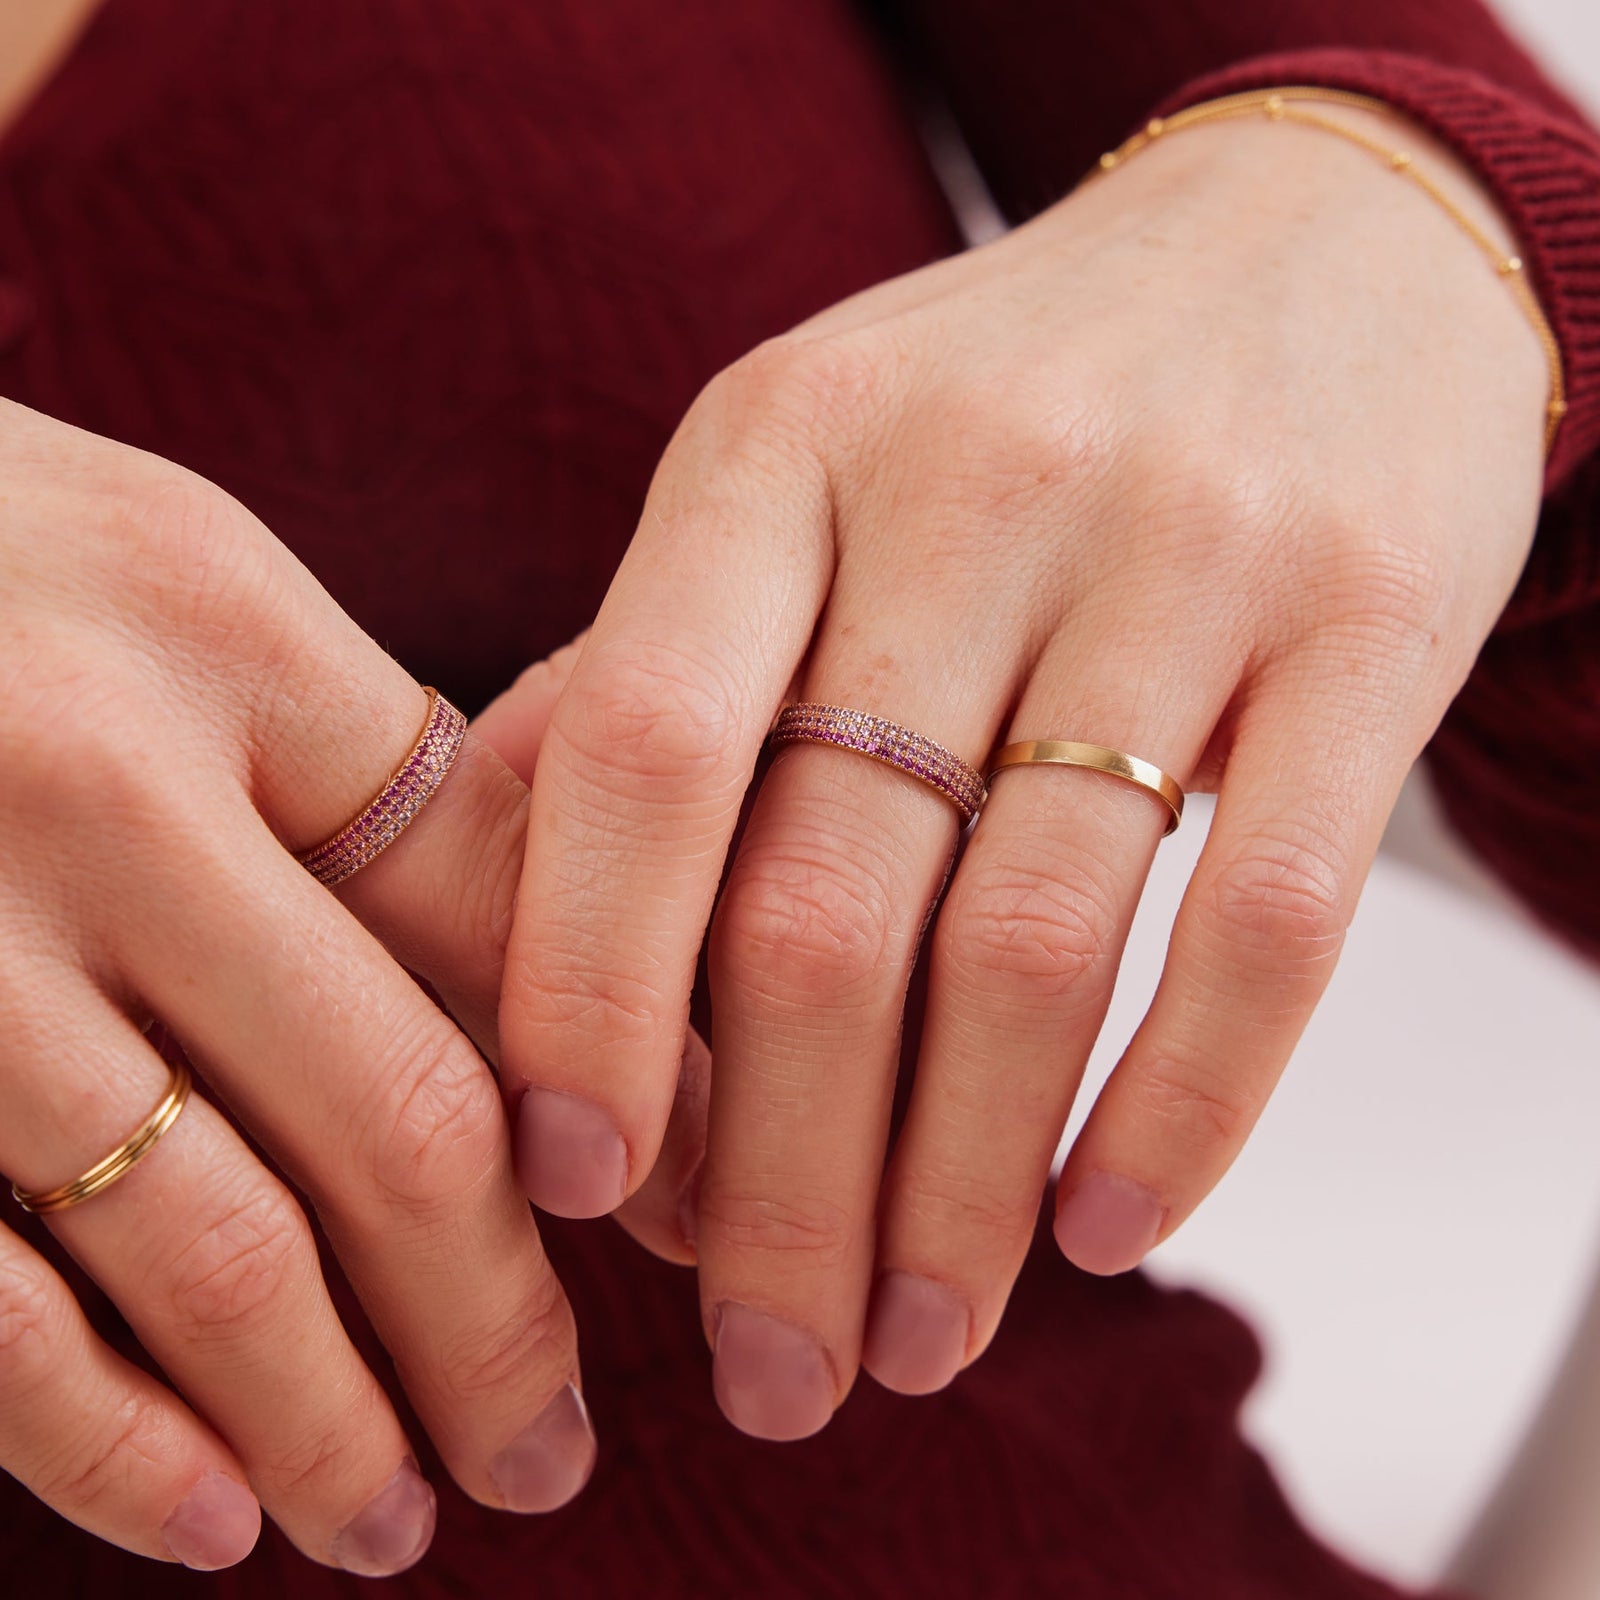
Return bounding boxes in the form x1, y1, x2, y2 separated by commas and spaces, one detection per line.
0, 1224, 260, 1570
1055, 663, 1427, 1275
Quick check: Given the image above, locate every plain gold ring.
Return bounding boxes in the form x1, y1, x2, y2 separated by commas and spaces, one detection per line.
985, 740, 1185, 836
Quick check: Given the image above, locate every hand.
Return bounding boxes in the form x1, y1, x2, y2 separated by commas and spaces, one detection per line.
0, 405, 610, 1573
496, 102, 1549, 1436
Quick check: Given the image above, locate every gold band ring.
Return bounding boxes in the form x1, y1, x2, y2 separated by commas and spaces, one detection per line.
768, 703, 987, 824
296, 687, 467, 887
985, 740, 1185, 836
12, 1060, 193, 1215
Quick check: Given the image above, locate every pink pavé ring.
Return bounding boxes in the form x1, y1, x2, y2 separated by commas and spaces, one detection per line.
296, 687, 468, 887
767, 702, 987, 825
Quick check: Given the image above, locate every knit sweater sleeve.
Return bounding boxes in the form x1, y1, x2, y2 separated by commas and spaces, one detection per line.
878, 0, 1600, 964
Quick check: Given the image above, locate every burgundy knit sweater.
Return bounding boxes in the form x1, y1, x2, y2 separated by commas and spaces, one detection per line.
0, 2, 1596, 1596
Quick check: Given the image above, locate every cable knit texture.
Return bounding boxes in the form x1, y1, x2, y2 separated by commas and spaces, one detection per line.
0, 0, 1594, 1592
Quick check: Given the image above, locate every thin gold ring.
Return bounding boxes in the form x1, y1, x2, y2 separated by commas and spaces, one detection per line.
985, 740, 1185, 836
12, 1060, 193, 1215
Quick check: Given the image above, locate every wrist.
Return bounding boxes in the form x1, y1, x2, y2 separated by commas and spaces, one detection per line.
1059, 94, 1554, 454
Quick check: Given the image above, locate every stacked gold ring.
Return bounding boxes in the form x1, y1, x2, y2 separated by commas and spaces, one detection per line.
12, 1060, 193, 1215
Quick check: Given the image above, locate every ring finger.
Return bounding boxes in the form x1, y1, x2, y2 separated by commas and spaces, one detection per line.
862, 633, 1228, 1393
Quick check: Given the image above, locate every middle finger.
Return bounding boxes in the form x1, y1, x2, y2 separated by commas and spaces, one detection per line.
698, 589, 1015, 1440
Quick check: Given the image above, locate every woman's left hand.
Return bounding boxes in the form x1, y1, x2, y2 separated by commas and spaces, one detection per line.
495, 101, 1549, 1436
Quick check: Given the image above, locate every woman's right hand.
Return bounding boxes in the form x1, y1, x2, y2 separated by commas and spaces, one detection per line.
0, 399, 601, 1573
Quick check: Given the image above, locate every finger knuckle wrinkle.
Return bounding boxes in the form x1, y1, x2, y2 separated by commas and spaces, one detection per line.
0, 1263, 58, 1372
364, 1035, 505, 1214
902, 1165, 1035, 1244
707, 336, 873, 440
163, 1187, 308, 1340
6, 673, 166, 824
44, 1394, 166, 1512
560, 646, 741, 795
1130, 1062, 1259, 1155
528, 952, 667, 1041
944, 866, 1113, 1003
951, 385, 1115, 504
717, 850, 897, 994
697, 1187, 854, 1268
437, 1281, 574, 1405
268, 1415, 373, 1497
1316, 525, 1451, 641
125, 475, 281, 641
1206, 840, 1348, 959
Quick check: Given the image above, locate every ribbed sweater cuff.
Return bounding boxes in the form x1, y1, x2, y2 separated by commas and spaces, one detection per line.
1151, 49, 1600, 621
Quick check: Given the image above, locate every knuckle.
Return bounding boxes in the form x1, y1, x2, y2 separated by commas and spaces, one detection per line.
161, 1184, 310, 1342
714, 840, 900, 997
696, 334, 876, 448
358, 1030, 506, 1217
39, 1393, 167, 1514
0, 1258, 59, 1375
940, 856, 1116, 1008
267, 1409, 376, 1498
1, 657, 165, 828
112, 473, 291, 672
1307, 518, 1453, 648
123, 472, 256, 600
1201, 829, 1350, 963
519, 944, 669, 1044
435, 1276, 574, 1405
946, 378, 1115, 506
555, 639, 744, 798
1127, 1058, 1261, 1158
899, 1160, 1039, 1247
696, 1184, 855, 1270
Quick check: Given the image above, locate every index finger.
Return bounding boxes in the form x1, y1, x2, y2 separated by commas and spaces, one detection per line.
499, 354, 833, 1217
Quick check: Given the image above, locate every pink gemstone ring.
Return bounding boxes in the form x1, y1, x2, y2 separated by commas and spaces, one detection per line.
296, 687, 468, 887
766, 702, 986, 824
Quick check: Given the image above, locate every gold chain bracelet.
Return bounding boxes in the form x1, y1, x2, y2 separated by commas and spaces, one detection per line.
1089, 86, 1567, 458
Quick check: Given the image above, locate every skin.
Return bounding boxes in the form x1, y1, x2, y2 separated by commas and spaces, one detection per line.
496, 103, 1550, 1438
0, 73, 1550, 1564
0, 418, 698, 1570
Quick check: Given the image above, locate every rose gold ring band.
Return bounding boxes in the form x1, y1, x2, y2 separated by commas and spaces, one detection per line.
767, 703, 986, 824
296, 687, 468, 887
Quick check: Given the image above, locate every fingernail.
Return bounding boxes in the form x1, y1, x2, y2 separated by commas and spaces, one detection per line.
515, 1088, 628, 1218
488, 1383, 598, 1513
1054, 1171, 1166, 1275
332, 1459, 437, 1577
161, 1471, 261, 1570
712, 1303, 835, 1441
862, 1271, 970, 1395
